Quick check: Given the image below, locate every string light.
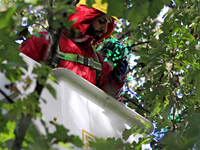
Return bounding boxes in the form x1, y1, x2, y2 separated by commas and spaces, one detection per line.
168, 115, 172, 121
100, 37, 140, 99
99, 37, 132, 66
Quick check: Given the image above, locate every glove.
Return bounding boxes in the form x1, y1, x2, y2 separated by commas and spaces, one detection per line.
111, 60, 128, 81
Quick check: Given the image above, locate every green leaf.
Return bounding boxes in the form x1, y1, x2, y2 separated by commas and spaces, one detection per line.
58, 142, 72, 148
24, 0, 38, 5
45, 83, 57, 99
0, 121, 15, 148
150, 102, 161, 117
120, 91, 126, 95
86, 0, 95, 8
48, 122, 83, 147
122, 127, 137, 141
106, 0, 124, 18
150, 35, 160, 46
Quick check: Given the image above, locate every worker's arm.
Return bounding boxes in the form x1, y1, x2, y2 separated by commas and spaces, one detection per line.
96, 52, 127, 102
19, 31, 49, 62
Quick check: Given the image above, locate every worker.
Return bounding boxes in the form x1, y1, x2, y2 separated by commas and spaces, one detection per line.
19, 0, 128, 102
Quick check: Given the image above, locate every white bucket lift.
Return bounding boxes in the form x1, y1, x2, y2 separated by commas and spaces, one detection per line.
0, 54, 154, 149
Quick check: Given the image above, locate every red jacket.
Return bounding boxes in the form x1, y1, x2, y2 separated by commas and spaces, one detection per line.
19, 6, 124, 102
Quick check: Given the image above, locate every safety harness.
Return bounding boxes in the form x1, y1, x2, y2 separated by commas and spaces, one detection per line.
41, 32, 103, 84
54, 46, 102, 85
58, 51, 102, 71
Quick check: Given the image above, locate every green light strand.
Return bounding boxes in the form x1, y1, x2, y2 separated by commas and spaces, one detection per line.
157, 132, 161, 135
127, 54, 131, 58
126, 77, 131, 80
104, 58, 108, 62
96, 48, 101, 51
120, 91, 126, 95
168, 115, 172, 121
175, 115, 179, 118
125, 48, 129, 53
34, 33, 41, 37
124, 37, 128, 41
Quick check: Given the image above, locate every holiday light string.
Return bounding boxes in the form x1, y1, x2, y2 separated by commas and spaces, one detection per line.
97, 37, 132, 67
153, 107, 188, 149
168, 107, 188, 123
155, 108, 188, 137
123, 78, 138, 97
97, 37, 142, 98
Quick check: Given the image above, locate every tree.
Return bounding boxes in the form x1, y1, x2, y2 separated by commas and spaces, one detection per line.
1, 0, 200, 149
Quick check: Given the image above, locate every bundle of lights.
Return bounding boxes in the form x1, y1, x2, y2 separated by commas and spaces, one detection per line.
97, 37, 132, 67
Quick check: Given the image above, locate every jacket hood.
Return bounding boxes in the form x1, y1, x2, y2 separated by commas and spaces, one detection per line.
68, 5, 115, 45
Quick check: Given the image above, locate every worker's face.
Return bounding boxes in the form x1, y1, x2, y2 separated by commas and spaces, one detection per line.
85, 15, 112, 40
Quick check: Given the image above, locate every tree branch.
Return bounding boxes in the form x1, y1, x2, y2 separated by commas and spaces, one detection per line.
12, 1, 64, 149
11, 114, 32, 150
118, 29, 134, 40
123, 95, 150, 114
172, 89, 177, 132
131, 41, 150, 48
45, 27, 63, 66
0, 88, 14, 103
12, 29, 63, 150
74, 0, 80, 5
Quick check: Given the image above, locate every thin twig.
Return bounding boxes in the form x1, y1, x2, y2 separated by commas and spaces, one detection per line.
172, 89, 177, 132
172, 103, 176, 132
118, 29, 134, 40
0, 88, 14, 103
126, 65, 137, 74
74, 0, 80, 5
131, 41, 150, 48
45, 27, 63, 66
124, 95, 150, 113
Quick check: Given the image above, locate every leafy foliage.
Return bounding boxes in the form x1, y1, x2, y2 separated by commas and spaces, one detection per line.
1, 0, 200, 149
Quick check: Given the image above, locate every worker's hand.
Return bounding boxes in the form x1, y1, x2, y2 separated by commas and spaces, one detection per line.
111, 60, 128, 81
